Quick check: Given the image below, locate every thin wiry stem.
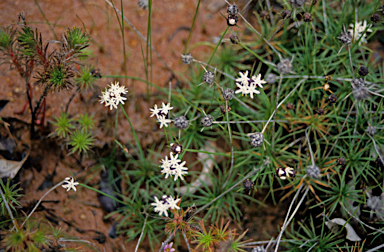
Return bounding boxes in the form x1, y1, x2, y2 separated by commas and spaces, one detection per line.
322, 0, 328, 35
58, 238, 102, 252
272, 73, 283, 149
19, 180, 66, 229
213, 120, 288, 124
324, 101, 356, 161
274, 187, 310, 252
262, 79, 306, 134
222, 100, 234, 190
353, 102, 359, 137
192, 158, 269, 218
347, 45, 355, 79
367, 134, 384, 166
221, 101, 235, 189
265, 0, 274, 25
158, 233, 175, 252
245, 239, 317, 246
104, 0, 173, 74
305, 127, 315, 166
182, 231, 191, 252
340, 202, 384, 235
369, 90, 384, 99
277, 75, 374, 84
233, 96, 259, 114
134, 213, 148, 252
366, 243, 384, 252
306, 242, 319, 252
238, 13, 282, 60
0, 186, 18, 231
193, 59, 236, 80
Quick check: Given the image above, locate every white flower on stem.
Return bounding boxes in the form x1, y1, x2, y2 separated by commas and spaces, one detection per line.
235, 82, 250, 96
166, 197, 181, 210
247, 82, 260, 99
236, 70, 250, 85
169, 153, 181, 167
161, 102, 173, 115
251, 74, 267, 88
151, 196, 169, 217
62, 177, 79, 192
150, 104, 161, 118
157, 115, 172, 128
348, 20, 372, 45
160, 156, 175, 179
99, 81, 128, 110
173, 162, 188, 181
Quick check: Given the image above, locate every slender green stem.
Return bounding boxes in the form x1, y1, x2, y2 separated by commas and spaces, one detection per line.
207, 26, 229, 65
119, 104, 145, 159
183, 0, 201, 54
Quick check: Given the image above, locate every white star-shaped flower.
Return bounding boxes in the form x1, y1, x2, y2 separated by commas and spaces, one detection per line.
100, 82, 128, 110
235, 82, 250, 96
157, 115, 172, 128
166, 197, 181, 210
236, 70, 250, 85
248, 83, 261, 99
160, 156, 175, 179
348, 20, 372, 45
251, 74, 267, 88
150, 104, 161, 118
62, 177, 79, 192
169, 153, 180, 167
173, 162, 188, 181
150, 196, 169, 217
161, 102, 173, 115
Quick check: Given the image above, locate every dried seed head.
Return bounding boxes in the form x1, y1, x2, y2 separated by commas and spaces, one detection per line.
337, 31, 352, 45
265, 73, 277, 84
181, 53, 193, 64
291, 0, 306, 8
286, 102, 295, 110
260, 10, 269, 19
371, 14, 381, 23
243, 179, 254, 190
303, 12, 312, 22
229, 34, 239, 44
220, 104, 231, 114
367, 195, 383, 211
174, 116, 189, 129
201, 115, 213, 127
328, 94, 337, 103
252, 246, 266, 252
277, 58, 293, 74
222, 88, 235, 100
358, 65, 369, 76
336, 157, 346, 166
227, 4, 239, 15
324, 75, 332, 81
203, 71, 215, 85
138, 0, 149, 9
366, 125, 377, 136
282, 10, 291, 19
227, 15, 239, 26
91, 68, 102, 78
351, 78, 370, 101
170, 143, 183, 154
317, 108, 325, 115
306, 164, 320, 179
250, 132, 264, 147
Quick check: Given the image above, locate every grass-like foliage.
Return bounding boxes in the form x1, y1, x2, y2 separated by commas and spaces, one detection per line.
1, 0, 384, 251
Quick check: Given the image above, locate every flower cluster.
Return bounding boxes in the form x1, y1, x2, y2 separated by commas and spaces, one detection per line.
235, 71, 266, 98
99, 81, 128, 110
150, 195, 180, 217
160, 153, 188, 181
150, 102, 173, 128
348, 20, 372, 45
